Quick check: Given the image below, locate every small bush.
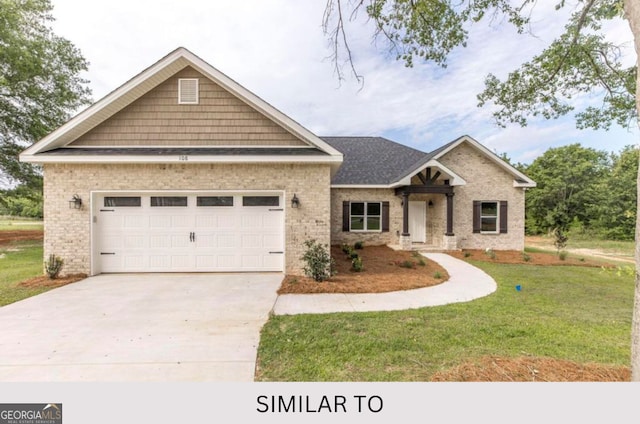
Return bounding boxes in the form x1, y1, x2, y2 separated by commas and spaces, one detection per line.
341, 243, 351, 254
44, 254, 64, 279
522, 252, 531, 262
553, 227, 568, 254
301, 239, 336, 282
463, 251, 471, 258
433, 271, 442, 279
418, 258, 426, 266
484, 248, 496, 259
399, 260, 415, 269
351, 256, 364, 272
354, 241, 364, 250
558, 250, 568, 261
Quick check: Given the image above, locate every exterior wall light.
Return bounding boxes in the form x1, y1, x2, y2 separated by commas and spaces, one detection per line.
291, 194, 300, 208
69, 194, 83, 210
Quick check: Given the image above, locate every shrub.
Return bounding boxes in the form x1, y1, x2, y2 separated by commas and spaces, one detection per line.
553, 227, 568, 255
354, 241, 364, 250
433, 271, 442, 279
44, 254, 64, 279
558, 250, 568, 261
301, 239, 336, 282
463, 251, 471, 258
399, 260, 415, 269
484, 248, 496, 259
418, 258, 426, 266
350, 251, 359, 260
351, 256, 364, 272
522, 252, 531, 262
341, 243, 351, 254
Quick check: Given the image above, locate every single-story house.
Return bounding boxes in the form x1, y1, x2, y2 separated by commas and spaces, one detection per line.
20, 47, 536, 276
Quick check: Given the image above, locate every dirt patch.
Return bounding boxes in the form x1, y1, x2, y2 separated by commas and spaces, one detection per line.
278, 245, 449, 294
430, 356, 630, 382
18, 274, 87, 289
447, 249, 613, 267
0, 230, 43, 246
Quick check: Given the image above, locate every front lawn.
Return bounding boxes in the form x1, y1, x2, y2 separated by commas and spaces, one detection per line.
0, 240, 50, 306
256, 261, 634, 381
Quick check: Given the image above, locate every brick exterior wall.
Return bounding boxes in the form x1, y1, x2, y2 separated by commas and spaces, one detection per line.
437, 142, 526, 250
329, 142, 527, 251
43, 163, 330, 275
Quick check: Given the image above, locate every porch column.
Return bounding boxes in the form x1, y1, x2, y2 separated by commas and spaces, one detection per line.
445, 192, 454, 236
402, 192, 410, 236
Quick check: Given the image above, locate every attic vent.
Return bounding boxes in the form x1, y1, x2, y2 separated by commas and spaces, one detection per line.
178, 78, 199, 104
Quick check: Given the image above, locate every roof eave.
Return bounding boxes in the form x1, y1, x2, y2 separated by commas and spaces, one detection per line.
19, 154, 344, 165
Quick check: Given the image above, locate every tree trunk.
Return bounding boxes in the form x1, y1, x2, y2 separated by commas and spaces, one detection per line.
624, 0, 640, 382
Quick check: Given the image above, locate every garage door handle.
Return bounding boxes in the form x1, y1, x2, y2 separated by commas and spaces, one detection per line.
269, 251, 284, 254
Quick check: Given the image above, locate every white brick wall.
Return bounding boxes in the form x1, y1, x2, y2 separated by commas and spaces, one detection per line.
43, 163, 330, 275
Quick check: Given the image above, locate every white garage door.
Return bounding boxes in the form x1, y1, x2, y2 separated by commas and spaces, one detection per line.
93, 192, 284, 273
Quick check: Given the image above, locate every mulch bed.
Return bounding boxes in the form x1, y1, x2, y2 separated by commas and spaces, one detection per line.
278, 245, 449, 294
430, 356, 631, 382
447, 249, 614, 267
18, 274, 87, 289
0, 230, 43, 246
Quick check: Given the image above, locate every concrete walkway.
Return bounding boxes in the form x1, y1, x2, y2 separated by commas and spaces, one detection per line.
273, 253, 497, 315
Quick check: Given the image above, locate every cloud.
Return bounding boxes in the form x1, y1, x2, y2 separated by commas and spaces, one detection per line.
48, 0, 637, 163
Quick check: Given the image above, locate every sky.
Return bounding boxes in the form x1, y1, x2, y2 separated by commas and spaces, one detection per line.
46, 0, 638, 165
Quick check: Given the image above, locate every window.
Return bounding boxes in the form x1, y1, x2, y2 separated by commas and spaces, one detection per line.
242, 196, 279, 207
104, 197, 141, 207
480, 202, 498, 233
178, 78, 199, 104
350, 202, 381, 231
150, 196, 188, 207
197, 196, 233, 207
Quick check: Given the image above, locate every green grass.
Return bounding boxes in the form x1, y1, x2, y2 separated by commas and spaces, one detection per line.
0, 217, 43, 231
0, 240, 48, 306
527, 234, 634, 258
256, 262, 634, 381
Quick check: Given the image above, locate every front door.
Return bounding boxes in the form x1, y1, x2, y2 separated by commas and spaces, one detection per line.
409, 201, 426, 243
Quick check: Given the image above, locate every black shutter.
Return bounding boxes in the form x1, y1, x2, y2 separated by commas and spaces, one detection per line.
381, 201, 390, 232
499, 201, 508, 234
472, 201, 481, 233
342, 201, 350, 232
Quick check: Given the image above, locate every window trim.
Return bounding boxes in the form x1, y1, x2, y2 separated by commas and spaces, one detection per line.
349, 201, 382, 232
480, 201, 499, 234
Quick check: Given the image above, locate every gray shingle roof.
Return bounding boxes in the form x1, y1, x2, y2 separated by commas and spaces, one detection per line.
320, 136, 433, 185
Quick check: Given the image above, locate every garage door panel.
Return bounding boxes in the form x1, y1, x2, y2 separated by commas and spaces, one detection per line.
96, 193, 284, 273
123, 215, 147, 228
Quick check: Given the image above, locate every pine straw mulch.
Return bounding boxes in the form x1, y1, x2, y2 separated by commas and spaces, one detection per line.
278, 245, 449, 294
430, 356, 631, 382
18, 274, 88, 289
447, 249, 615, 268
0, 230, 43, 246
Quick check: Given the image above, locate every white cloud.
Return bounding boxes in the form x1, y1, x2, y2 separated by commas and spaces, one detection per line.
49, 0, 638, 164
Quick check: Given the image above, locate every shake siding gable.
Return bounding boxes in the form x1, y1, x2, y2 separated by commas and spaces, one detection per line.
69, 67, 308, 147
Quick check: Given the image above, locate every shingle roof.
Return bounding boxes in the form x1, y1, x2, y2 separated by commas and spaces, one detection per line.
320, 136, 433, 185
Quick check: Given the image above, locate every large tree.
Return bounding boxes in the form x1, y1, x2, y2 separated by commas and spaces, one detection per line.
323, 0, 640, 380
0, 0, 91, 187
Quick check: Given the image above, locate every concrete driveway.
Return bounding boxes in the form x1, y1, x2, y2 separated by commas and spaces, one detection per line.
0, 273, 282, 382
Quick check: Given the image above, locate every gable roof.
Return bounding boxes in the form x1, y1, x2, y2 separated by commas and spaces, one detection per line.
20, 47, 343, 165
322, 135, 535, 188
433, 135, 536, 188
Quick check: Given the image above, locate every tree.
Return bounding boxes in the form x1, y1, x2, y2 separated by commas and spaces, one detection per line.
322, 0, 640, 380
0, 0, 91, 187
524, 143, 610, 233
592, 145, 639, 240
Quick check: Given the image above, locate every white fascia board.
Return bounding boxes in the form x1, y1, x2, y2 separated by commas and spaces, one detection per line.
393, 159, 467, 187
514, 181, 537, 188
19, 154, 343, 164
433, 135, 536, 187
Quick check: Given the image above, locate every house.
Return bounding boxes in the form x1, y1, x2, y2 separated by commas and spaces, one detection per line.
20, 47, 536, 276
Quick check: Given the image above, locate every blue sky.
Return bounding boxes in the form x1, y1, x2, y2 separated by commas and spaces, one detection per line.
47, 0, 638, 165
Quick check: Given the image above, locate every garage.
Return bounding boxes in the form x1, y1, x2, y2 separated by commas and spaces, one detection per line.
92, 191, 285, 273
